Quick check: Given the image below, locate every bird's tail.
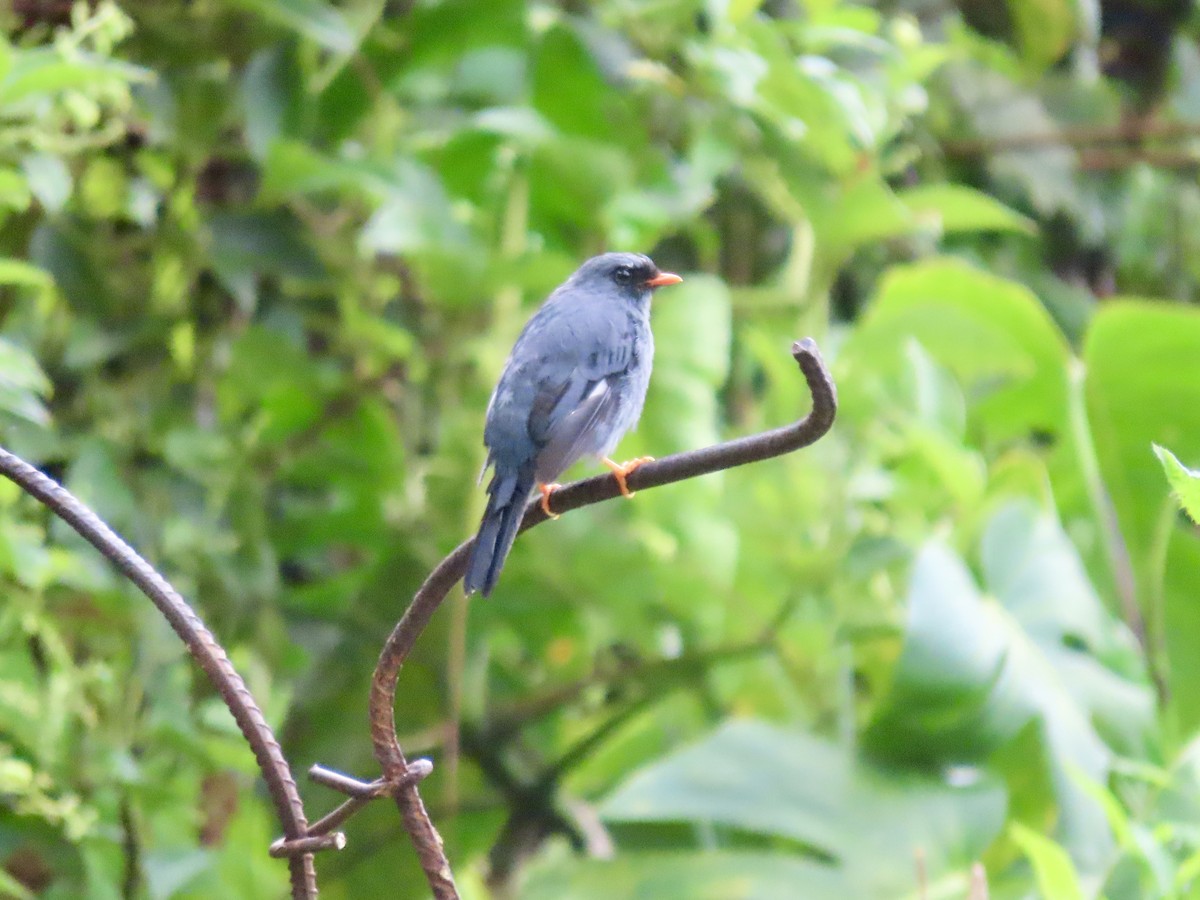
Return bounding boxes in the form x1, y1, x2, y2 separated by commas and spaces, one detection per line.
464, 463, 535, 597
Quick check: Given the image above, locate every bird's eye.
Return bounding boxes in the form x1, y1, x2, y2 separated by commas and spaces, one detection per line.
613, 266, 633, 285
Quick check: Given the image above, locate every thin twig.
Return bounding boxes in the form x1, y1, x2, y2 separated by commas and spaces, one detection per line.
365, 338, 837, 899
1079, 149, 1200, 172
0, 449, 318, 899
942, 118, 1200, 157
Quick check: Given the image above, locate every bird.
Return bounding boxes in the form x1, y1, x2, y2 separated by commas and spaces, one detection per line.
463, 252, 683, 597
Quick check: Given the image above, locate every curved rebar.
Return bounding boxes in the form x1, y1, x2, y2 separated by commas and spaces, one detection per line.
0, 449, 318, 899
366, 338, 837, 899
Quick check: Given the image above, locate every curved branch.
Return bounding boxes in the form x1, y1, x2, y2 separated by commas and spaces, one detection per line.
367, 338, 837, 899
0, 449, 317, 900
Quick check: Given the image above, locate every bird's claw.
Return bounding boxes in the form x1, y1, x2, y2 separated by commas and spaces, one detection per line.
538, 482, 562, 519
602, 456, 655, 498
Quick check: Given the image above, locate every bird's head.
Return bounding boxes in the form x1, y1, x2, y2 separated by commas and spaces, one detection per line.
569, 252, 682, 302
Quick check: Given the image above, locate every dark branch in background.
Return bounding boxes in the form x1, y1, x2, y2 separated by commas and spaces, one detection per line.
0, 449, 319, 900
1077, 149, 1200, 172
940, 119, 1200, 171
941, 118, 1200, 156
317, 338, 837, 900
325, 631, 785, 869
468, 693, 660, 888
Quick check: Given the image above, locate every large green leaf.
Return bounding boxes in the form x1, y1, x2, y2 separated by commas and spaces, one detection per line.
897, 183, 1036, 235
600, 719, 1005, 896
1085, 303, 1200, 574
1084, 302, 1200, 727
521, 851, 850, 900
865, 503, 1154, 872
842, 258, 1070, 443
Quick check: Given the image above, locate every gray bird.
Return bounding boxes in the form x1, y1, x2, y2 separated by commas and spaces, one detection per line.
463, 252, 682, 596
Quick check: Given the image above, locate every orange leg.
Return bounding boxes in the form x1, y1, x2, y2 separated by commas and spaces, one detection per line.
602, 456, 655, 498
537, 482, 562, 519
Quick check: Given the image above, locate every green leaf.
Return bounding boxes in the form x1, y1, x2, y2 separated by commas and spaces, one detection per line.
0, 338, 51, 395
865, 503, 1154, 871
602, 720, 1005, 895
1154, 444, 1200, 523
522, 851, 850, 900
842, 258, 1070, 442
359, 169, 470, 255
898, 183, 1036, 235
1010, 822, 1086, 900
533, 25, 623, 142
0, 48, 150, 105
0, 336, 52, 425
472, 106, 554, 143
864, 543, 1016, 761
21, 153, 72, 213
163, 427, 234, 484
207, 210, 325, 310
79, 156, 128, 219
805, 177, 914, 257
0, 258, 52, 292
142, 848, 212, 899
260, 140, 386, 200
0, 35, 11, 87
904, 339, 967, 437
454, 47, 529, 106
223, 0, 359, 53
217, 325, 329, 442
240, 45, 305, 160
62, 439, 138, 537
1009, 0, 1086, 69
0, 168, 31, 213
1085, 302, 1200, 727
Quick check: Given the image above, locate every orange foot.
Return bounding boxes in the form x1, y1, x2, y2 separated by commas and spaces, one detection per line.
538, 482, 562, 519
602, 456, 655, 498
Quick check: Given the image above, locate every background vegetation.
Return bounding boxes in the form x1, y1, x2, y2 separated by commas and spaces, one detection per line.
2, 0, 1200, 897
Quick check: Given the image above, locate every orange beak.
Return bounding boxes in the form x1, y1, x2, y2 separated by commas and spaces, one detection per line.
645, 272, 682, 288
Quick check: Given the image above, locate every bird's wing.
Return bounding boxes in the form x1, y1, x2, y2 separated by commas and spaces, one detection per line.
519, 306, 633, 482
532, 376, 622, 482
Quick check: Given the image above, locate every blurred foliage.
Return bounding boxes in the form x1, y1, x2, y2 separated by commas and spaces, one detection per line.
2, 0, 1200, 897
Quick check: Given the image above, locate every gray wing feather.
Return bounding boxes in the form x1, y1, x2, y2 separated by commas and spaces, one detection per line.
533, 377, 620, 483
526, 306, 637, 481
484, 294, 642, 484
